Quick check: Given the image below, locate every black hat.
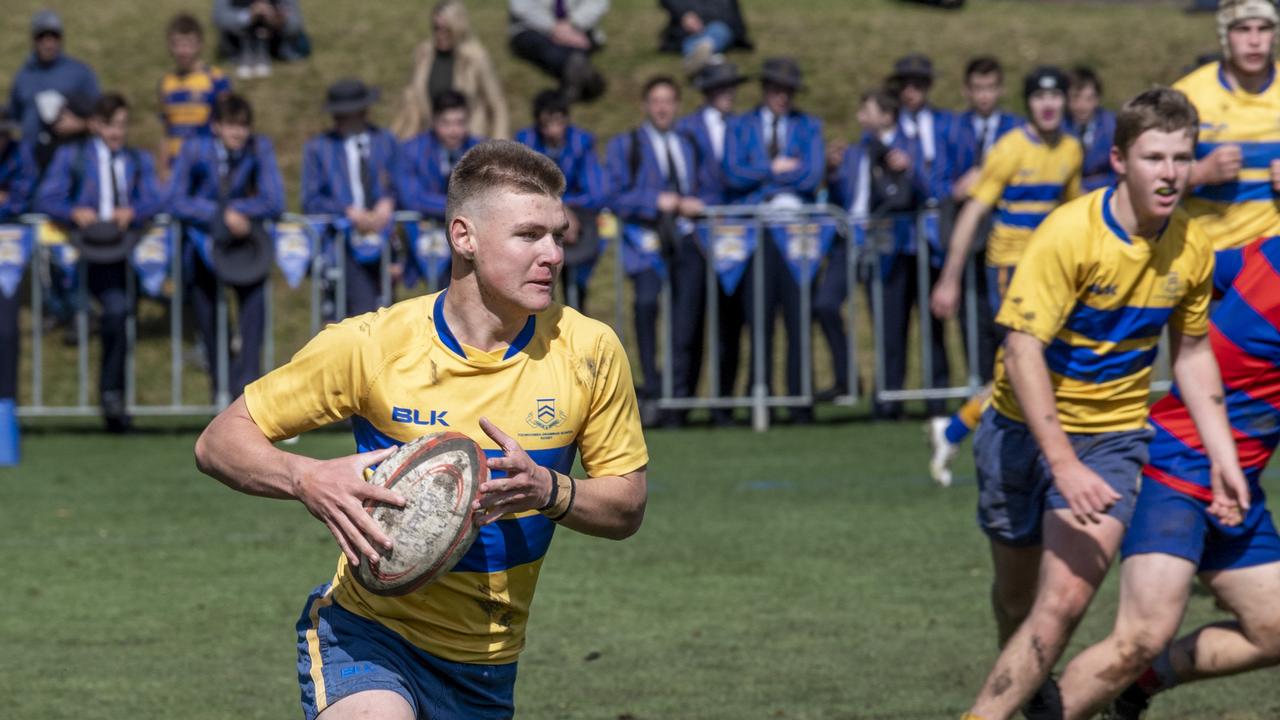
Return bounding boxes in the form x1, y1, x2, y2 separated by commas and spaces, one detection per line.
71, 221, 139, 264
31, 9, 63, 37
324, 78, 380, 115
0, 107, 16, 133
759, 57, 805, 91
889, 53, 935, 83
694, 62, 750, 93
1023, 66, 1070, 104
210, 221, 273, 285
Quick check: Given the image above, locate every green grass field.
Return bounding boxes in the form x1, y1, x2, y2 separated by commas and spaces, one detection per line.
4, 415, 1279, 719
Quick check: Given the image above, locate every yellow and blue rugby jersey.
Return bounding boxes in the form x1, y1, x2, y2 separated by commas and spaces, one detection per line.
1174, 61, 1280, 250
970, 127, 1083, 267
159, 65, 230, 162
243, 291, 649, 664
991, 187, 1213, 433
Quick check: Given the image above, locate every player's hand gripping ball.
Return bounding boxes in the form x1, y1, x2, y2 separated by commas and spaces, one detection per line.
353, 432, 487, 596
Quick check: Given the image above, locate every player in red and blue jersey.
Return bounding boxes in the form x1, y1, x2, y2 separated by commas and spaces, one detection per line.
1054, 235, 1280, 719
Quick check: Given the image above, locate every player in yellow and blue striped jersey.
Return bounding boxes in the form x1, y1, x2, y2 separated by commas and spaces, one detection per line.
926, 67, 1083, 487
1174, 0, 1280, 252
157, 14, 230, 174
958, 88, 1249, 720
193, 141, 649, 720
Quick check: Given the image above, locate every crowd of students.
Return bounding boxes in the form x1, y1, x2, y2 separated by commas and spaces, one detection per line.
0, 5, 1120, 436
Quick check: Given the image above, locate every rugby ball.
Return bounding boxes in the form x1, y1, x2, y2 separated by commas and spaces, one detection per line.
354, 431, 486, 596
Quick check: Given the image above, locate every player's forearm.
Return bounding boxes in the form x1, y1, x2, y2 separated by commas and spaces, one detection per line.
194, 397, 310, 502
1004, 332, 1078, 468
554, 470, 647, 540
1173, 334, 1239, 470
940, 200, 987, 284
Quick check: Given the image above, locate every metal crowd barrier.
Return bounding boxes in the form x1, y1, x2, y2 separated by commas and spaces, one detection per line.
12, 211, 448, 418
630, 203, 992, 430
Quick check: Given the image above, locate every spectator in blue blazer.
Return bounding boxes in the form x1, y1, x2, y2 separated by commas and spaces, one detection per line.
1066, 65, 1116, 192
34, 93, 163, 431
397, 90, 484, 290
676, 61, 746, 424
723, 57, 824, 423
516, 90, 608, 309
0, 108, 37, 405
888, 53, 956, 203
606, 75, 716, 426
884, 53, 955, 416
169, 93, 284, 403
948, 56, 1022, 386
302, 79, 400, 317
821, 89, 926, 405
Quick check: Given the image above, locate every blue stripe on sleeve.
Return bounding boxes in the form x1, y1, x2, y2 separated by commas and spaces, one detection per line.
1063, 303, 1173, 343
1192, 180, 1275, 203
1196, 141, 1280, 169
1044, 340, 1159, 383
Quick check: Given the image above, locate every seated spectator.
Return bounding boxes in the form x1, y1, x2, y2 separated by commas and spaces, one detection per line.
391, 0, 510, 140
1065, 65, 1117, 192
169, 93, 285, 402
509, 0, 609, 103
9, 10, 100, 152
158, 13, 232, 175
34, 93, 163, 432
212, 0, 310, 79
0, 108, 36, 406
658, 1, 753, 76
302, 79, 400, 318
515, 90, 608, 309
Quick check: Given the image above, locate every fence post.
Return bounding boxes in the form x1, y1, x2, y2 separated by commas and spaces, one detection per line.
751, 213, 769, 432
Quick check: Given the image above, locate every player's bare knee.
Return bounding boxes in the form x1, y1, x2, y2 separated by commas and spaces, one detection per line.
991, 580, 1035, 624
1111, 629, 1165, 673
1032, 582, 1092, 628
1246, 620, 1280, 661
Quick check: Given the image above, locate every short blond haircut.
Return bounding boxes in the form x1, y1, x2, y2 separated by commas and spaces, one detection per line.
445, 140, 566, 226
1113, 87, 1199, 156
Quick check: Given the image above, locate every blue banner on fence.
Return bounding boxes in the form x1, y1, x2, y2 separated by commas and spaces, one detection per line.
0, 224, 33, 299
402, 220, 451, 288
696, 220, 756, 294
273, 222, 312, 289
620, 223, 664, 277
767, 218, 837, 285
131, 224, 171, 297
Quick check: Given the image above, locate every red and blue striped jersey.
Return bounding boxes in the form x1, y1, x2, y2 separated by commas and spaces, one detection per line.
1144, 236, 1280, 499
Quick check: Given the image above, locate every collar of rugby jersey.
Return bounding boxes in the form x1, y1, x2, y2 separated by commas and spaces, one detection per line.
432, 289, 537, 363
1218, 61, 1276, 95
1102, 185, 1169, 245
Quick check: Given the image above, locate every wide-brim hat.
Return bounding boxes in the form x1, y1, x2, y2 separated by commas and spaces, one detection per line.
324, 78, 380, 115
211, 222, 273, 286
889, 53, 935, 83
71, 221, 138, 264
759, 57, 805, 91
694, 62, 750, 92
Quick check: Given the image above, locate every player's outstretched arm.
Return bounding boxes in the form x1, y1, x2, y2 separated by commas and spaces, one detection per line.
930, 197, 992, 320
476, 417, 647, 540
1170, 329, 1250, 524
1004, 331, 1120, 525
194, 396, 407, 567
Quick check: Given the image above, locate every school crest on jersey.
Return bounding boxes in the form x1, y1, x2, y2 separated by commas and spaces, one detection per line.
527, 397, 567, 431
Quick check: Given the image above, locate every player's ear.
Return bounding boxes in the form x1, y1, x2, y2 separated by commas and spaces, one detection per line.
449, 215, 477, 261
1109, 144, 1126, 178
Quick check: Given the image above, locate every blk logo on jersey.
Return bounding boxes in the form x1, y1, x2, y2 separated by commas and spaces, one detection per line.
391, 407, 451, 426
527, 397, 567, 431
